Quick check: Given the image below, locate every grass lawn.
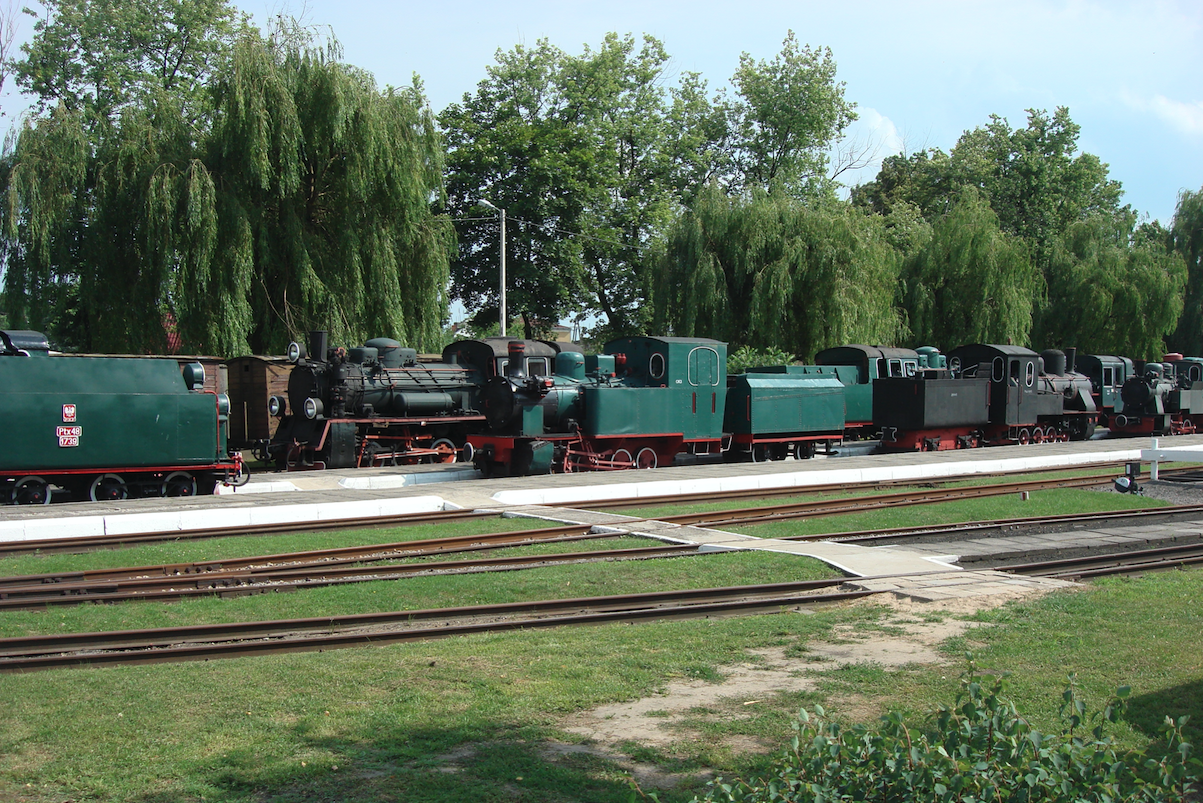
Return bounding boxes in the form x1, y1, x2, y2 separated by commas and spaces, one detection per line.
1, 484, 1201, 802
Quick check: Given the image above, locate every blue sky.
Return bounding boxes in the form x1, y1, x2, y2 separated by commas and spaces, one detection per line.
239, 0, 1199, 225
4, 0, 1201, 224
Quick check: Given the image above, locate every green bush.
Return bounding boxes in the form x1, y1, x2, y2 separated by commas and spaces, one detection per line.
694, 660, 1199, 803
728, 345, 797, 374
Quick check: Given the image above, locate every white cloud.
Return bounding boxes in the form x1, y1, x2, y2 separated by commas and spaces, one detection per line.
1121, 91, 1203, 137
832, 107, 904, 190
1149, 95, 1203, 135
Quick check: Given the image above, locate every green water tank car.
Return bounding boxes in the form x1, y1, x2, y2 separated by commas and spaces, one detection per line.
0, 330, 244, 504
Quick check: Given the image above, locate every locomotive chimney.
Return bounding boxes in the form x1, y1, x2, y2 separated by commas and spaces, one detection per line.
308, 331, 329, 363
506, 341, 526, 377
1064, 347, 1077, 374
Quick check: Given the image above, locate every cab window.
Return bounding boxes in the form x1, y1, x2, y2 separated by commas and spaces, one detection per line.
527, 358, 548, 377
650, 353, 665, 380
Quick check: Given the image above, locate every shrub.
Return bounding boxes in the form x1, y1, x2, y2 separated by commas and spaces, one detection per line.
728, 345, 797, 375
694, 660, 1199, 802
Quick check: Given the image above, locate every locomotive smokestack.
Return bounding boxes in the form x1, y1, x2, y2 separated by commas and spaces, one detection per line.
507, 341, 526, 377
1064, 347, 1077, 374
308, 331, 329, 363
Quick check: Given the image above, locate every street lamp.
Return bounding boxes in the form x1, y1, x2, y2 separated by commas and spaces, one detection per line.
476, 199, 507, 337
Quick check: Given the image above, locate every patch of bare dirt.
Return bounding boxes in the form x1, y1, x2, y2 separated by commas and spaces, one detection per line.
562, 594, 1017, 753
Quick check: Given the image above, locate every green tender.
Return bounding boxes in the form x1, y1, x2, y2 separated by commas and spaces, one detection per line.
0, 356, 226, 471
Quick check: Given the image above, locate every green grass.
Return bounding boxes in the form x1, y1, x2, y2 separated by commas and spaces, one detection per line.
0, 515, 540, 578
2, 484, 1201, 802
724, 486, 1169, 538
0, 543, 836, 638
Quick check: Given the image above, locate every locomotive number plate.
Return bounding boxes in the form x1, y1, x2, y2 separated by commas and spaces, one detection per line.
62, 403, 77, 422
57, 426, 82, 447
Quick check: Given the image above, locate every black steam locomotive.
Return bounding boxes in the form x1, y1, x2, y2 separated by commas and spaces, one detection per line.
267, 331, 485, 469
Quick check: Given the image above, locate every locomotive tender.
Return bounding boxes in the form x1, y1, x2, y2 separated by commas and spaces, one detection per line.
0, 330, 244, 504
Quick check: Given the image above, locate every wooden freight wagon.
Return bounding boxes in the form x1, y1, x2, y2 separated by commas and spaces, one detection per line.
226, 355, 292, 451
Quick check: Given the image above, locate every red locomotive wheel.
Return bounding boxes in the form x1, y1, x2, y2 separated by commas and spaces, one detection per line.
636, 447, 658, 469
431, 439, 458, 464
162, 471, 197, 497
611, 448, 633, 469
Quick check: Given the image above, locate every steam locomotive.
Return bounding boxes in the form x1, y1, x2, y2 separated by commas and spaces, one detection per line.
874, 345, 1098, 451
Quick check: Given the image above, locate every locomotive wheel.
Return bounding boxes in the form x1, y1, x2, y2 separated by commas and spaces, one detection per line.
612, 448, 634, 469
1031, 427, 1044, 444
12, 476, 51, 505
770, 444, 789, 461
431, 439, 458, 464
161, 471, 197, 497
90, 474, 128, 502
751, 444, 769, 463
793, 442, 817, 460
636, 447, 658, 469
1017, 428, 1031, 445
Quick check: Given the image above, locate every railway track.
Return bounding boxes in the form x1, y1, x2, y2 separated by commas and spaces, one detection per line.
2, 462, 1185, 557
0, 476, 1194, 608
0, 580, 877, 672
9, 531, 1203, 672
649, 472, 1133, 528
0, 541, 697, 609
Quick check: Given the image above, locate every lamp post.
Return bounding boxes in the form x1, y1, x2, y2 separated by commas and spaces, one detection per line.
476, 199, 507, 337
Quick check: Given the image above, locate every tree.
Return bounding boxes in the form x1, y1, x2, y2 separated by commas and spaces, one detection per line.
652, 183, 903, 359
1169, 188, 1203, 355
439, 39, 592, 339
15, 0, 241, 124
900, 187, 1039, 348
1039, 214, 1185, 358
2, 14, 453, 355
854, 108, 1125, 277
727, 31, 857, 197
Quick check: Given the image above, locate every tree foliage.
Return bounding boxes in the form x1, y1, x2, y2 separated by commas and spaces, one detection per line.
900, 187, 1039, 348
653, 183, 903, 359
1040, 214, 1185, 358
728, 31, 856, 197
15, 0, 240, 123
1, 12, 452, 355
441, 31, 859, 339
1169, 188, 1203, 355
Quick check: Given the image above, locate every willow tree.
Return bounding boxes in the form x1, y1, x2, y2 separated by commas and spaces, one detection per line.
1169, 188, 1203, 355
1037, 215, 1184, 358
190, 31, 453, 354
652, 184, 903, 359
2, 15, 452, 355
900, 187, 1039, 348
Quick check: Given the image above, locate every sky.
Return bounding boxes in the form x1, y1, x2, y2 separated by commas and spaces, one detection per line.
225, 0, 1203, 225
2, 0, 1200, 225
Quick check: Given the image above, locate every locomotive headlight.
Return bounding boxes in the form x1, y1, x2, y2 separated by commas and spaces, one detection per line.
287, 341, 306, 364
303, 397, 324, 420
268, 395, 287, 417
216, 393, 231, 417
